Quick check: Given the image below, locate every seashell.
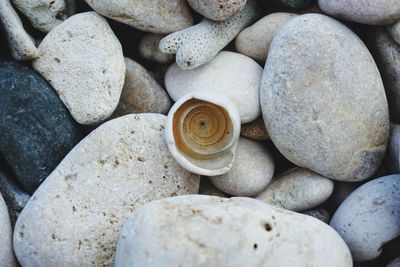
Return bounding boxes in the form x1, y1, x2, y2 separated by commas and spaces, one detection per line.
165, 91, 241, 176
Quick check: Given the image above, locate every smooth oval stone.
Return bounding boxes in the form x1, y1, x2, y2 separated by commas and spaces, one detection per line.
369, 28, 400, 123
240, 116, 269, 141
318, 0, 400, 25
387, 123, 400, 173
0, 61, 82, 193
302, 208, 330, 223
330, 175, 400, 262
113, 58, 172, 116
0, 193, 17, 267
33, 12, 126, 125
256, 168, 334, 212
13, 114, 200, 267
187, 0, 247, 21
235, 12, 297, 62
260, 14, 389, 182
210, 137, 274, 197
165, 51, 262, 123
115, 195, 352, 267
84, 0, 193, 34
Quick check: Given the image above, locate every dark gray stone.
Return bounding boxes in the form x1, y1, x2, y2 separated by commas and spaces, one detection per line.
0, 61, 82, 193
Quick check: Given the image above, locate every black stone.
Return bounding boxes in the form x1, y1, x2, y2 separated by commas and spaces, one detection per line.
0, 61, 83, 193
0, 170, 30, 225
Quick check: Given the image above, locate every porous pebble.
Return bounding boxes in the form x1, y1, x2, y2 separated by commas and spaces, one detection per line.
0, 61, 82, 192
0, 193, 17, 267
235, 12, 297, 62
209, 137, 274, 196
139, 34, 174, 63
113, 58, 172, 116
84, 0, 193, 34
33, 12, 126, 125
261, 14, 389, 182
256, 168, 334, 212
13, 114, 200, 267
11, 0, 76, 32
165, 51, 262, 123
187, 0, 247, 21
0, 0, 38, 60
330, 175, 400, 262
115, 195, 352, 267
159, 0, 258, 70
240, 116, 269, 141
318, 0, 400, 25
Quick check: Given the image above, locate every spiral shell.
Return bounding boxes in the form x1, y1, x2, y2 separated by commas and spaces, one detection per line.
165, 92, 241, 176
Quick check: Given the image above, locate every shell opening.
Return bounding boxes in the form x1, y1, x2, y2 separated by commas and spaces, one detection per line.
173, 98, 235, 160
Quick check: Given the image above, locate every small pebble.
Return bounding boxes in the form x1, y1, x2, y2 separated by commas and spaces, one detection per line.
240, 116, 269, 141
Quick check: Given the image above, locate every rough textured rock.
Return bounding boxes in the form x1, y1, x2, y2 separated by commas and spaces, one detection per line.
165, 51, 262, 123
13, 114, 200, 267
115, 195, 352, 267
330, 175, 400, 262
113, 58, 172, 116
240, 116, 269, 141
302, 209, 330, 223
260, 14, 389, 182
33, 12, 126, 125
11, 0, 76, 32
235, 12, 297, 62
0, 171, 30, 225
187, 0, 247, 21
0, 0, 38, 60
256, 168, 334, 212
0, 61, 82, 193
0, 193, 17, 267
84, 0, 193, 34
160, 0, 258, 70
210, 137, 274, 196
388, 21, 400, 46
318, 0, 400, 25
139, 34, 174, 63
369, 28, 400, 123
387, 123, 400, 174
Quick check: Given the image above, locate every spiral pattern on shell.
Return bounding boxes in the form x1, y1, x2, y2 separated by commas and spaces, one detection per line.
172, 98, 235, 160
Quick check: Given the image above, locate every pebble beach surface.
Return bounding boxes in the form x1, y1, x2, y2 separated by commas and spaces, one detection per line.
0, 0, 400, 266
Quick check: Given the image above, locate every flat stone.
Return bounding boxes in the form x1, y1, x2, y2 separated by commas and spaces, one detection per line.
13, 114, 200, 267
0, 193, 17, 267
260, 14, 389, 182
318, 0, 400, 25
113, 58, 172, 116
187, 0, 247, 21
330, 175, 400, 262
210, 137, 274, 196
33, 12, 126, 125
256, 168, 334, 212
0, 61, 82, 193
165, 51, 262, 123
84, 0, 193, 34
115, 195, 352, 267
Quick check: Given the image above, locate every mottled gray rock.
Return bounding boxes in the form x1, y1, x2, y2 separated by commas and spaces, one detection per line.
240, 116, 269, 141
261, 14, 389, 182
369, 28, 400, 123
84, 0, 193, 34
139, 34, 174, 63
0, 193, 17, 267
0, 0, 38, 60
387, 123, 400, 173
330, 175, 400, 262
113, 58, 172, 116
187, 0, 247, 21
235, 12, 297, 62
115, 195, 352, 267
210, 137, 274, 196
13, 114, 200, 267
318, 0, 400, 25
0, 171, 30, 225
11, 0, 76, 32
302, 208, 330, 224
33, 12, 126, 125
256, 168, 334, 212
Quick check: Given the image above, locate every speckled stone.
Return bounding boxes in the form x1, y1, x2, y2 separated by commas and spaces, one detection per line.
0, 61, 82, 193
13, 114, 200, 267
115, 195, 352, 267
261, 14, 389, 182
330, 175, 400, 262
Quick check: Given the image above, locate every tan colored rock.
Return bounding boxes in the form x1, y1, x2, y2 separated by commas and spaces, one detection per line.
240, 116, 269, 141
